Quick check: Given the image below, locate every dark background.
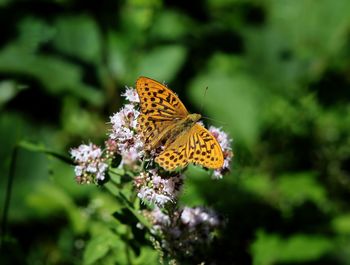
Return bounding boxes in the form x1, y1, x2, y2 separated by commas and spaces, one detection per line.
1, 0, 350, 264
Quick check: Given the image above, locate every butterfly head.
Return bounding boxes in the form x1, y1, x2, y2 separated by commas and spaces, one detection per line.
179, 113, 202, 132
187, 113, 201, 123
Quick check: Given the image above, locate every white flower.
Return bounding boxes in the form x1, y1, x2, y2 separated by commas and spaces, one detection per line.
109, 103, 143, 166
155, 194, 173, 206
70, 144, 94, 163
213, 170, 224, 179
70, 144, 101, 163
90, 148, 102, 159
86, 163, 98, 173
74, 165, 84, 176
109, 105, 139, 140
136, 170, 184, 207
181, 207, 197, 227
95, 162, 108, 181
181, 206, 220, 229
144, 205, 221, 255
122, 87, 139, 103
151, 207, 171, 226
138, 186, 173, 207
70, 143, 108, 184
120, 145, 139, 166
209, 126, 232, 151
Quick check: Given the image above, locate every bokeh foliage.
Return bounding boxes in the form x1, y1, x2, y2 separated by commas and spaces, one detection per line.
1, 0, 350, 264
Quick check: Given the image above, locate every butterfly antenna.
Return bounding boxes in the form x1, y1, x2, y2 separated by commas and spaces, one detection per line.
200, 86, 209, 113
202, 116, 227, 126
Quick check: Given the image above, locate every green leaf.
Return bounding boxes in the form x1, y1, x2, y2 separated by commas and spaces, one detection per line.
17, 17, 54, 52
251, 231, 334, 265
61, 96, 106, 137
149, 10, 192, 41
241, 172, 330, 214
0, 80, 27, 107
83, 229, 120, 265
0, 44, 104, 106
244, 0, 350, 88
106, 32, 129, 80
332, 214, 350, 235
18, 140, 73, 164
26, 182, 87, 233
132, 246, 158, 265
136, 45, 187, 82
53, 15, 102, 63
276, 172, 330, 212
240, 174, 274, 198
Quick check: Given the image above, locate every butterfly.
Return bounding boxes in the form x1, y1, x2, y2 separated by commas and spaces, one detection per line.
135, 76, 224, 171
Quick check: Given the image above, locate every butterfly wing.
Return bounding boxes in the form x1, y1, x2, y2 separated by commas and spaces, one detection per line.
155, 128, 189, 170
136, 76, 188, 117
136, 77, 189, 149
155, 123, 224, 170
137, 113, 176, 150
186, 124, 224, 169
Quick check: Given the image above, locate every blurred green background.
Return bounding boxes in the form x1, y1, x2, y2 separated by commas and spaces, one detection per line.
1, 0, 350, 264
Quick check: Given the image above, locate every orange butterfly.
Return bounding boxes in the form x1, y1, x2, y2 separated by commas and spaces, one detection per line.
136, 76, 224, 171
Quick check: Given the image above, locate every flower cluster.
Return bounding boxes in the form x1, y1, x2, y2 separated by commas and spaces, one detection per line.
108, 88, 143, 167
209, 126, 233, 179
69, 87, 141, 183
69, 81, 233, 263
181, 206, 220, 229
70, 143, 108, 184
134, 170, 184, 207
145, 206, 221, 258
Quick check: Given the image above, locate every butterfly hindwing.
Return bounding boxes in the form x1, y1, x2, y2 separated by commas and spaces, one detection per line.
155, 123, 224, 170
155, 143, 188, 170
186, 124, 224, 169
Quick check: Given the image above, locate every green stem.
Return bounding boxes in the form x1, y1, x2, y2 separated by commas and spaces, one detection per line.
125, 227, 133, 265
1, 141, 71, 248
0, 146, 18, 248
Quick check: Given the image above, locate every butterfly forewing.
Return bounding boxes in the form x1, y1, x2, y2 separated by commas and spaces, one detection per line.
136, 77, 189, 149
136, 77, 188, 118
